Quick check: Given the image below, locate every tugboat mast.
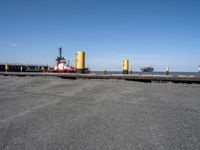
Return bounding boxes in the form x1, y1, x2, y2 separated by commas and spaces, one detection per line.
59, 47, 62, 59
56, 47, 65, 62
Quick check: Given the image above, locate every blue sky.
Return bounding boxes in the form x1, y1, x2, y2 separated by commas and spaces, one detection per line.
0, 0, 200, 71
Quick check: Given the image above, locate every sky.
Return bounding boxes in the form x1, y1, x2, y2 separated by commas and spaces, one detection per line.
0, 0, 200, 72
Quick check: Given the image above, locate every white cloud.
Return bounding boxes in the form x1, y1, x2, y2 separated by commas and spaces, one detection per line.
12, 43, 17, 47
9, 43, 18, 47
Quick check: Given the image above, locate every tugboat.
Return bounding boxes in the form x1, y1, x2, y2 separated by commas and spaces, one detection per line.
54, 47, 75, 73
141, 66, 154, 72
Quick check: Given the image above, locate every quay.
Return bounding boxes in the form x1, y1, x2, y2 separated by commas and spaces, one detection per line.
0, 75, 200, 150
0, 72, 200, 84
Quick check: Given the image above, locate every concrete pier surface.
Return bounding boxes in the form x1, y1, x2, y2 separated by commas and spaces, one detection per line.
0, 76, 200, 150
0, 72, 200, 83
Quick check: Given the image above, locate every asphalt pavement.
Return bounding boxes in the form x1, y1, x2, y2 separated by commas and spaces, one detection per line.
0, 76, 200, 150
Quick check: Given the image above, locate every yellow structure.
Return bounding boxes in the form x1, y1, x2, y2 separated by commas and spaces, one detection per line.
166, 66, 170, 75
41, 66, 44, 71
74, 52, 77, 69
122, 59, 129, 74
20, 66, 23, 72
74, 51, 85, 73
47, 66, 50, 72
5, 64, 9, 72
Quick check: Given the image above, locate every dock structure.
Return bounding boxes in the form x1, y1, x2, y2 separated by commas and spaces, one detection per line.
0, 64, 50, 72
0, 72, 200, 84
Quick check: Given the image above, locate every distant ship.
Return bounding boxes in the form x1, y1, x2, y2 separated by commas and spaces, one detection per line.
141, 66, 154, 72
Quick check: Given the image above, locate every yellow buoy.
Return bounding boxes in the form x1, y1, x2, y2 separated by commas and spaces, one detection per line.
74, 51, 85, 73
5, 64, 9, 72
122, 59, 129, 74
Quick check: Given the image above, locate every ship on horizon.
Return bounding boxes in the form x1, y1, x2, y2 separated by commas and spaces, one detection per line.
141, 66, 154, 72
